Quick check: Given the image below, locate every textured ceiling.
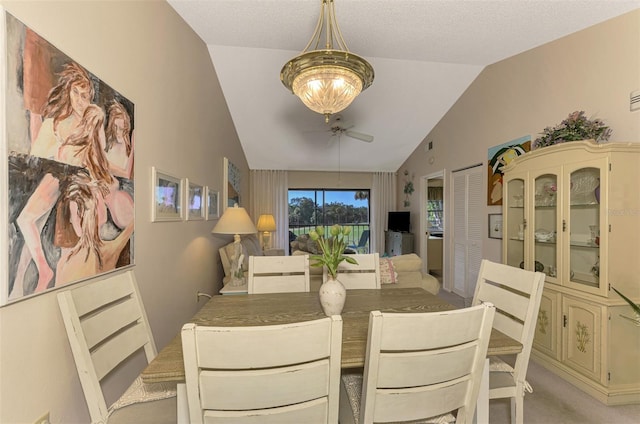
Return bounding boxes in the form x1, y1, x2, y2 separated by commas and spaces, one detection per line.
168, 0, 640, 172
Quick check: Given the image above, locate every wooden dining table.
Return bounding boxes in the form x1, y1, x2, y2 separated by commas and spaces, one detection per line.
142, 288, 521, 423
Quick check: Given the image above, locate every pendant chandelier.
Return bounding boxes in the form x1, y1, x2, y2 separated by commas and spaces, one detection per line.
280, 0, 374, 123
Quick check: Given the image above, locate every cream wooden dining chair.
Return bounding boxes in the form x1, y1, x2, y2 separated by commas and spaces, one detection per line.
322, 253, 381, 289
339, 303, 496, 424
57, 271, 176, 424
472, 259, 546, 424
247, 254, 310, 293
181, 315, 343, 424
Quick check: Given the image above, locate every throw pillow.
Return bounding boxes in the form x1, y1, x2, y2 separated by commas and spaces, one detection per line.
305, 237, 320, 254
241, 234, 263, 257
379, 258, 398, 284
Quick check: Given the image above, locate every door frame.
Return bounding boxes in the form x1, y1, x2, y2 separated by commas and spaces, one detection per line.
420, 170, 446, 281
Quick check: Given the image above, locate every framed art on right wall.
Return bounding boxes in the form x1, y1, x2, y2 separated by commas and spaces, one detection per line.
488, 213, 503, 239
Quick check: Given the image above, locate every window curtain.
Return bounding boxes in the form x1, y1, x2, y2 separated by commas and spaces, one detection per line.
428, 187, 443, 200
371, 172, 396, 253
250, 170, 288, 251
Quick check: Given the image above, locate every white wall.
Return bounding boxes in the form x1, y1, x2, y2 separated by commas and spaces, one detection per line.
399, 10, 640, 289
0, 1, 248, 423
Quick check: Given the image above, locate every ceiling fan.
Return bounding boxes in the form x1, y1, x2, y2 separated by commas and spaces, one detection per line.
328, 115, 374, 143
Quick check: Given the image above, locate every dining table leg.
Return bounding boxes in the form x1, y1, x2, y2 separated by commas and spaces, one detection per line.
474, 358, 490, 424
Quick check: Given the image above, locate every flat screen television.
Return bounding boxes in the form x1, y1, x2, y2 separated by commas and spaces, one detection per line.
388, 211, 410, 233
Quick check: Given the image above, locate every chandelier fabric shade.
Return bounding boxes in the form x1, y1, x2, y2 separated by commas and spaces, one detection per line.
280, 0, 374, 122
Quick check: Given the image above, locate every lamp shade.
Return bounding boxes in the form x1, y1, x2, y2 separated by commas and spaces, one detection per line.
256, 214, 276, 232
211, 205, 257, 235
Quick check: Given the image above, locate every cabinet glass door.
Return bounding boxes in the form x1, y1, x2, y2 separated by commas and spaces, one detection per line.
533, 172, 559, 282
566, 165, 603, 295
504, 177, 525, 269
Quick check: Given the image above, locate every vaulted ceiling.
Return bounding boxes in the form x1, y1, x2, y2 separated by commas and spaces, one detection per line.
168, 0, 639, 172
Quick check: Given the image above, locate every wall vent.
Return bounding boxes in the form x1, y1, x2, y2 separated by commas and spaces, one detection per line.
631, 90, 640, 112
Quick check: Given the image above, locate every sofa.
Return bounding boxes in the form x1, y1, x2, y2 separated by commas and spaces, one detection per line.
290, 233, 356, 255
221, 235, 440, 295
290, 233, 322, 255
292, 250, 440, 295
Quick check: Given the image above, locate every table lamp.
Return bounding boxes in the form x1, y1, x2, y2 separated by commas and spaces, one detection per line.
256, 214, 276, 250
211, 204, 257, 286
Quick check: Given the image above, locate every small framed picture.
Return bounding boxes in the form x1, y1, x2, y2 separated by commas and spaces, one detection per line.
186, 179, 205, 221
205, 187, 220, 220
151, 167, 183, 222
488, 213, 503, 239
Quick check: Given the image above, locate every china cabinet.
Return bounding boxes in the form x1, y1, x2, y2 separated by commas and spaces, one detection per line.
502, 141, 640, 405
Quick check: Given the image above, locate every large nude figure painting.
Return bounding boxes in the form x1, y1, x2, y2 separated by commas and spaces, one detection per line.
2, 11, 135, 305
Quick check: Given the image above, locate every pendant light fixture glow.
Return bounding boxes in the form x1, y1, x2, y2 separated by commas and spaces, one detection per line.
280, 0, 374, 123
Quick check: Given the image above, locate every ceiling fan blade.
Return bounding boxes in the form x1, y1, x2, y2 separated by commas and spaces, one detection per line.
340, 122, 355, 131
345, 130, 374, 143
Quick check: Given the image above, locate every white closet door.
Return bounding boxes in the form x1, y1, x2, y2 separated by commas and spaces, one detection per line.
466, 173, 483, 296
451, 166, 483, 299
452, 173, 467, 295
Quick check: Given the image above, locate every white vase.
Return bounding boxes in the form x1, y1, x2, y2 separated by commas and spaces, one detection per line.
319, 276, 346, 316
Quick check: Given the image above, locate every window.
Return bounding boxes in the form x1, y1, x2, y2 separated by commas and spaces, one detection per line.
288, 189, 370, 249
427, 187, 444, 231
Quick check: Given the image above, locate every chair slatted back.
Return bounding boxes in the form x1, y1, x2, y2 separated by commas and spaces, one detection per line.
57, 271, 157, 423
323, 253, 381, 289
359, 304, 495, 424
472, 259, 545, 385
181, 316, 342, 424
247, 255, 310, 294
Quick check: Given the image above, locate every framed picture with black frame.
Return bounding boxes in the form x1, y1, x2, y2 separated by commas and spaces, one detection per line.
488, 213, 503, 239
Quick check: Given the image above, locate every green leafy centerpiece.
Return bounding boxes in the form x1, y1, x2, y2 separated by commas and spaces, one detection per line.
309, 225, 357, 278
309, 225, 357, 316
533, 111, 612, 149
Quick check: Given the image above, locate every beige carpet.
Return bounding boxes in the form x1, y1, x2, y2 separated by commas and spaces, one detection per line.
437, 289, 640, 423
488, 359, 640, 423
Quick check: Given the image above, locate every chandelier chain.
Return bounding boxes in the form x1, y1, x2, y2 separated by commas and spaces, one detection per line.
303, 0, 349, 53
